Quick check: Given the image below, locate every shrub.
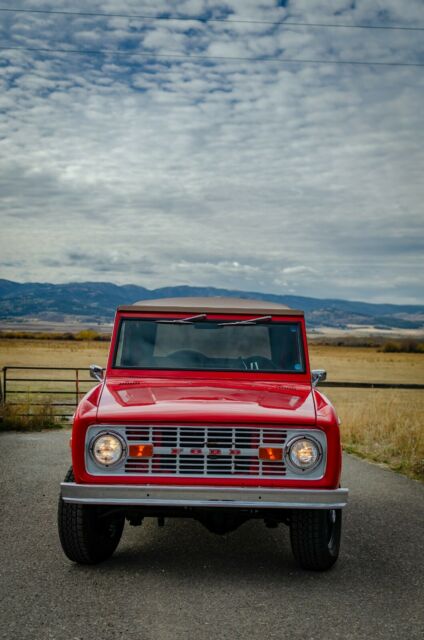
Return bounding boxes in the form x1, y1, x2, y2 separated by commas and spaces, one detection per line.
381, 340, 424, 354
0, 401, 64, 431
0, 330, 110, 341
382, 341, 402, 353
74, 329, 101, 341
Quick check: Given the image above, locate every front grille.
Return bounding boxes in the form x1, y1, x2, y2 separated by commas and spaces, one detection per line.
124, 425, 287, 477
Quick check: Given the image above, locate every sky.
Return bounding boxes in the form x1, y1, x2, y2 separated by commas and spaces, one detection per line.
0, 0, 423, 304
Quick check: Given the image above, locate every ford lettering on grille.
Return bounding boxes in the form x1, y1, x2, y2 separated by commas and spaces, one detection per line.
124, 425, 287, 477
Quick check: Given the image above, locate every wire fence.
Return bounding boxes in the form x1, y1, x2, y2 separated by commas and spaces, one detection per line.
1, 365, 423, 423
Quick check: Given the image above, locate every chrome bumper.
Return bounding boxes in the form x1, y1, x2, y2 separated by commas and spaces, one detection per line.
60, 483, 349, 510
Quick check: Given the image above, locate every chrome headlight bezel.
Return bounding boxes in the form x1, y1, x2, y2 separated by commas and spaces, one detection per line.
89, 431, 127, 468
285, 435, 322, 473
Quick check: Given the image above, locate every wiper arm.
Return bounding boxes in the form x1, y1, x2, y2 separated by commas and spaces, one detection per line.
156, 313, 272, 326
218, 315, 272, 326
156, 314, 207, 324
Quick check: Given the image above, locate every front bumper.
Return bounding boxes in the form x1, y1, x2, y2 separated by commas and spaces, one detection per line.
60, 483, 349, 510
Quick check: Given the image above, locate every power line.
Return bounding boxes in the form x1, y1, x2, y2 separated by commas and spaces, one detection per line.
1, 44, 423, 68
0, 6, 423, 32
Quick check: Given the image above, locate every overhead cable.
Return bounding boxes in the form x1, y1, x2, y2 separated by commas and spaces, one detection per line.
1, 45, 423, 68
0, 7, 423, 31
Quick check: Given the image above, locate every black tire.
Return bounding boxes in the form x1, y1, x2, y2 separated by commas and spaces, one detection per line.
58, 467, 125, 564
289, 509, 342, 571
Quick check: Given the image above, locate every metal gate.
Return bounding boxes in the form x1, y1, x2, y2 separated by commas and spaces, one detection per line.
1, 366, 97, 420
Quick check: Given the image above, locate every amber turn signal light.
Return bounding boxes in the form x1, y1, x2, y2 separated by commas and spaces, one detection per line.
259, 447, 283, 461
129, 444, 154, 458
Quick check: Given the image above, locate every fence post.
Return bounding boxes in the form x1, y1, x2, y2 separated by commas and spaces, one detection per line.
75, 368, 79, 407
2, 367, 6, 404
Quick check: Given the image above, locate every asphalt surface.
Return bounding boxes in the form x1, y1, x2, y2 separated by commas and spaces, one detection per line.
0, 430, 423, 640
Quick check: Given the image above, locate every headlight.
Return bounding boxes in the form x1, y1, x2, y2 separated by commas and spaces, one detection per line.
91, 432, 125, 466
287, 437, 321, 471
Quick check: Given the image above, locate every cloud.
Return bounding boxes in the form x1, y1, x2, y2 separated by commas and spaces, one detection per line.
0, 0, 423, 303
282, 266, 318, 275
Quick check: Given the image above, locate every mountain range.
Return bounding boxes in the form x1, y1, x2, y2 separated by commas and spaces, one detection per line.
0, 279, 423, 331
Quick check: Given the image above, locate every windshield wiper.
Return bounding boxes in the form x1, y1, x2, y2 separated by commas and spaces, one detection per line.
156, 313, 272, 326
156, 314, 207, 324
218, 315, 272, 326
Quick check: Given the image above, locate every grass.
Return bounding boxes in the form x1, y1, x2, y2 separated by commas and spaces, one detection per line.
0, 339, 108, 431
1, 339, 423, 383
309, 344, 424, 384
0, 338, 423, 480
324, 388, 424, 482
0, 399, 64, 432
312, 347, 424, 481
380, 340, 424, 353
0, 329, 109, 341
0, 337, 109, 369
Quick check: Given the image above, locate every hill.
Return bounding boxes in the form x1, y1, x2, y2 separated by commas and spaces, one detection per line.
0, 279, 423, 330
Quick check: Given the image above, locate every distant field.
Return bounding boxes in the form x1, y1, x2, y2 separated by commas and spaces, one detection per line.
1, 339, 423, 480
310, 345, 424, 384
0, 338, 109, 370
1, 339, 423, 384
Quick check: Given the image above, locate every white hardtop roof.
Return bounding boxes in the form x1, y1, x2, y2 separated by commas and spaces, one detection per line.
118, 296, 304, 316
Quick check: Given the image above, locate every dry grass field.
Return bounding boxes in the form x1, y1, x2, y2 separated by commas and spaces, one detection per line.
0, 339, 423, 480
310, 344, 424, 384
310, 346, 424, 481
324, 388, 423, 481
1, 339, 423, 383
0, 338, 109, 370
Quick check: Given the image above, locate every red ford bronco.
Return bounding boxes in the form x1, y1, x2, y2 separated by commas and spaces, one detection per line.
58, 297, 348, 570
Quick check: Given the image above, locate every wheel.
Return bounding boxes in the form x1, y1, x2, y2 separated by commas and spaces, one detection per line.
58, 467, 125, 564
289, 509, 342, 571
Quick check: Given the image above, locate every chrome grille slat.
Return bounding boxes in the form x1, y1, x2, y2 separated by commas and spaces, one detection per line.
122, 425, 287, 478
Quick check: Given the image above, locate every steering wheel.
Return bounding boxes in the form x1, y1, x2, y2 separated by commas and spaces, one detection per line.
242, 356, 277, 370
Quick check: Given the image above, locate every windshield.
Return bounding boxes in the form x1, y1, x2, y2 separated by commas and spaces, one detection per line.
114, 319, 305, 373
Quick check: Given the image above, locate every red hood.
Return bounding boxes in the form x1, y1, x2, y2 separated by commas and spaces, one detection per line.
97, 377, 316, 426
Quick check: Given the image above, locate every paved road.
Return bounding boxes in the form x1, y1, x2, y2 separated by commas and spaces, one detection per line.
0, 430, 423, 640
